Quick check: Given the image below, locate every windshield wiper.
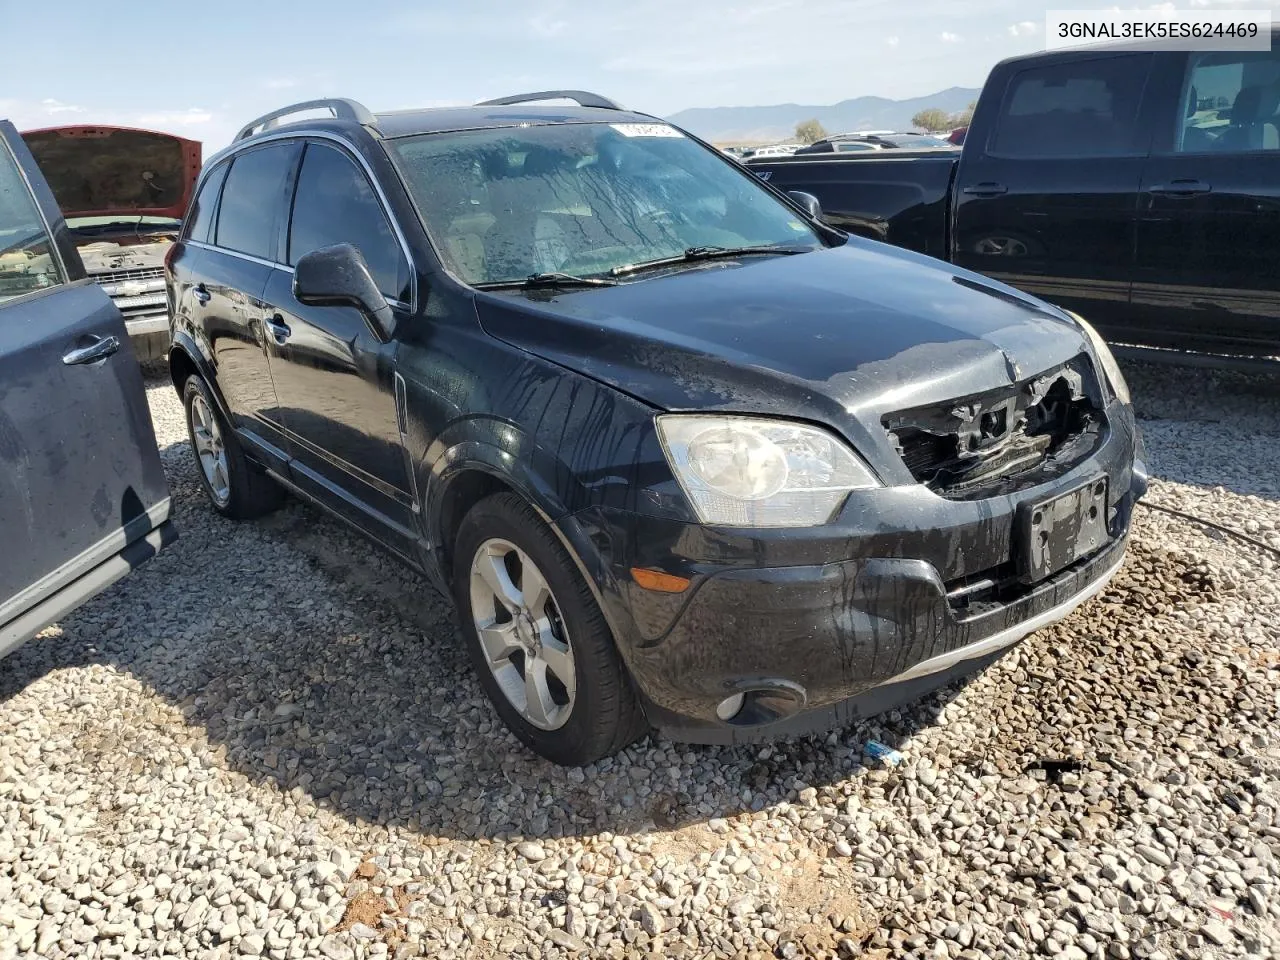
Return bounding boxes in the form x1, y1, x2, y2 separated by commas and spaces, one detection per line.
474, 271, 619, 290
609, 244, 811, 278
70, 219, 181, 235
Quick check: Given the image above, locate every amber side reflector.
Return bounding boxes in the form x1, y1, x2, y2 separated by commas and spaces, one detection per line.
630, 567, 691, 593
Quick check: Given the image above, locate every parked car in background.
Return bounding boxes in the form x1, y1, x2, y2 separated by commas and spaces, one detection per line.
795, 132, 957, 154
793, 137, 885, 155
21, 126, 201, 362
748, 37, 1280, 363
742, 143, 802, 159
949, 126, 968, 146
165, 93, 1145, 765
0, 119, 175, 659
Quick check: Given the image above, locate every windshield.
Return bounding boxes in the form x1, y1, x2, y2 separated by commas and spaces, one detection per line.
387, 122, 823, 285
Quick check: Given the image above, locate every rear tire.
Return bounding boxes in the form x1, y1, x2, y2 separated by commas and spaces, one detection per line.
182, 375, 283, 520
453, 492, 648, 765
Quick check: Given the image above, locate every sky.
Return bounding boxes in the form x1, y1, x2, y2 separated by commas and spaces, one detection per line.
2, 0, 1271, 151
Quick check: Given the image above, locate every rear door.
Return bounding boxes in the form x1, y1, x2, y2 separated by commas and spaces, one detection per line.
0, 120, 171, 655
195, 141, 299, 472
1130, 47, 1280, 356
953, 52, 1156, 328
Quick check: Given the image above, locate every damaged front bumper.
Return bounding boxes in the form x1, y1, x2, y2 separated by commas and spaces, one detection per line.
562, 404, 1147, 745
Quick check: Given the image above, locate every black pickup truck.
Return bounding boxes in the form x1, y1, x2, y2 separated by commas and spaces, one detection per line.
749, 39, 1280, 362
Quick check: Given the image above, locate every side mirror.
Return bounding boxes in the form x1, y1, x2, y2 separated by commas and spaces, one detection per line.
787, 191, 822, 220
292, 243, 396, 342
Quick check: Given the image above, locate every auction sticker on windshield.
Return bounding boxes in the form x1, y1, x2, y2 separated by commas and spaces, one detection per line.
610, 123, 684, 138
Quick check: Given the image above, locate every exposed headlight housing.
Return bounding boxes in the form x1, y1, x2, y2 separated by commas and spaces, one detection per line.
656, 415, 880, 527
1068, 311, 1130, 405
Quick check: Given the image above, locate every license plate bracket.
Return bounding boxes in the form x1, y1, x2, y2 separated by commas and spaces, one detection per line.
1019, 477, 1109, 583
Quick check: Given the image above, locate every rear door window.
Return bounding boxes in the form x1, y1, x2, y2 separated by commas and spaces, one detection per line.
0, 138, 63, 303
184, 161, 229, 244
990, 54, 1153, 158
1175, 49, 1280, 153
287, 142, 409, 301
214, 143, 296, 260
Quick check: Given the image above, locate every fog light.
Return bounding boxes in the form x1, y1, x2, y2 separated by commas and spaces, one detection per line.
715, 692, 745, 721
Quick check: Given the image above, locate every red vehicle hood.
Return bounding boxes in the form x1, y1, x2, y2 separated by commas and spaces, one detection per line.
20, 125, 201, 221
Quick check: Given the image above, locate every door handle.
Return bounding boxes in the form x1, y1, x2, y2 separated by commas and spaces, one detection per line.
193, 284, 211, 305
962, 182, 1008, 197
62, 335, 120, 366
1147, 179, 1211, 196
263, 315, 291, 344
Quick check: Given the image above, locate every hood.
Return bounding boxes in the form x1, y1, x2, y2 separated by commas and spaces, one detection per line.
474, 241, 1093, 455
21, 125, 201, 220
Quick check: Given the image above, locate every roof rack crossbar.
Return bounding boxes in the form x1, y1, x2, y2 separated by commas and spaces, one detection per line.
476, 90, 623, 111
234, 98, 376, 142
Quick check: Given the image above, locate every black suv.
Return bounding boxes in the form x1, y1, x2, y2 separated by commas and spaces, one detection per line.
165, 94, 1146, 765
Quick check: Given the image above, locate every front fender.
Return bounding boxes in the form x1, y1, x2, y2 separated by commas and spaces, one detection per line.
426, 435, 569, 537
424, 438, 645, 677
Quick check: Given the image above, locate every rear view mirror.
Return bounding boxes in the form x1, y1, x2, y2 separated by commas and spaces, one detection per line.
787, 190, 822, 220
292, 243, 396, 342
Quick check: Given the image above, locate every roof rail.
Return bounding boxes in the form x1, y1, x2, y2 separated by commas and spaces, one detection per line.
234, 98, 376, 143
476, 90, 624, 111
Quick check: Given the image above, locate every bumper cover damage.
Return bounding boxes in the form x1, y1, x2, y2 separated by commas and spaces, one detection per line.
565, 403, 1146, 745
639, 531, 1127, 744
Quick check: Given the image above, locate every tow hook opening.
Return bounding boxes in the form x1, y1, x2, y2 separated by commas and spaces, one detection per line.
715, 681, 807, 726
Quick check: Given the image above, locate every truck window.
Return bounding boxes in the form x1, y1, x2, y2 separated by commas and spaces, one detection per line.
1176, 50, 1280, 154
990, 55, 1151, 159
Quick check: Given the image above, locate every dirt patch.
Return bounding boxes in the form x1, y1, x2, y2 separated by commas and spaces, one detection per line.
334, 890, 387, 932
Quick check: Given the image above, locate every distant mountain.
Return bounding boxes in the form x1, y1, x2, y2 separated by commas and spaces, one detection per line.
666, 87, 981, 143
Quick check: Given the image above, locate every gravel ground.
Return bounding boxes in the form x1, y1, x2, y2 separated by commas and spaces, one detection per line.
1, 360, 1278, 960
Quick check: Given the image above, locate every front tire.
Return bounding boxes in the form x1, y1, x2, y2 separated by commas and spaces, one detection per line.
453, 492, 647, 765
182, 375, 283, 520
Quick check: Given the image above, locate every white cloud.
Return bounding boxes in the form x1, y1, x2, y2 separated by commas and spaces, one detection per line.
940, 32, 962, 43
135, 108, 213, 127
1008, 21, 1037, 36
886, 35, 900, 47
41, 98, 85, 115
529, 15, 567, 37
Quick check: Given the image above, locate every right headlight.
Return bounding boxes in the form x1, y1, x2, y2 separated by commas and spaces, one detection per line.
656, 414, 881, 527
1068, 311, 1130, 405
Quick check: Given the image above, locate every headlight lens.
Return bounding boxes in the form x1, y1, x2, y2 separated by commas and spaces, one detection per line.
1068, 311, 1130, 405
656, 415, 880, 527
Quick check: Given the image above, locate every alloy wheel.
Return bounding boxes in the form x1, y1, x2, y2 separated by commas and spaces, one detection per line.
469, 538, 576, 730
189, 394, 230, 506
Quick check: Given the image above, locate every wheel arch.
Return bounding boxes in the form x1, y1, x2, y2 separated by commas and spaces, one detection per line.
168, 330, 234, 425
427, 443, 566, 581
427, 449, 636, 661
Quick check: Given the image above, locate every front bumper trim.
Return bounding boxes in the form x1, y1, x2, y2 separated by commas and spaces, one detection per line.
882, 548, 1123, 688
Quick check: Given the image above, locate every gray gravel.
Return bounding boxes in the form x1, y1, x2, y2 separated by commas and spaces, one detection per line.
1, 360, 1278, 960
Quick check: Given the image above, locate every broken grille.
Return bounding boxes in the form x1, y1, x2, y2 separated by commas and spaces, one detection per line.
883, 355, 1105, 499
